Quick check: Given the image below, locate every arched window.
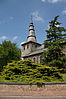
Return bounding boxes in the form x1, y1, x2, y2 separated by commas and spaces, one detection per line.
37, 57, 38, 63
35, 45, 37, 48
27, 45, 29, 49
33, 57, 35, 63
24, 46, 25, 50
40, 56, 42, 63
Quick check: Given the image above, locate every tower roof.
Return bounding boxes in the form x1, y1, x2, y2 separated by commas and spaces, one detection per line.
27, 17, 37, 42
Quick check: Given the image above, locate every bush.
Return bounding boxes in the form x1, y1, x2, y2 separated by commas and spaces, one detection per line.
0, 60, 63, 83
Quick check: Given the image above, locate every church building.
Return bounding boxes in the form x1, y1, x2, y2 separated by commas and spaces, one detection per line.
21, 18, 66, 63
21, 18, 47, 63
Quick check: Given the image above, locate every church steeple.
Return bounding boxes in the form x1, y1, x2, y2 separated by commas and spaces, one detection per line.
21, 17, 41, 58
27, 17, 37, 42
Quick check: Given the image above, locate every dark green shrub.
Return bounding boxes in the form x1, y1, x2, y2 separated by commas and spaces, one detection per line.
0, 60, 63, 83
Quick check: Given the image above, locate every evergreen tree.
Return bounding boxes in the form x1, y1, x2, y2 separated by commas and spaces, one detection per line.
42, 16, 66, 68
0, 60, 63, 83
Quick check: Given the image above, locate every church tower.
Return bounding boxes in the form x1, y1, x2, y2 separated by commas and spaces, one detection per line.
27, 18, 37, 42
21, 18, 41, 58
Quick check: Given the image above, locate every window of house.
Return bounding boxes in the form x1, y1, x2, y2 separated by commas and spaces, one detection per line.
32, 43, 33, 47
33, 57, 35, 63
40, 56, 42, 63
35, 45, 37, 48
24, 46, 25, 50
37, 57, 38, 63
27, 45, 29, 49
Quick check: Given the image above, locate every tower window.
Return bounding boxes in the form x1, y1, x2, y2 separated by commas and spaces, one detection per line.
32, 44, 33, 47
27, 45, 29, 49
35, 45, 37, 48
24, 46, 25, 50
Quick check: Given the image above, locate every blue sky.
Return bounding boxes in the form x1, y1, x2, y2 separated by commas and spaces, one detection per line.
0, 0, 66, 48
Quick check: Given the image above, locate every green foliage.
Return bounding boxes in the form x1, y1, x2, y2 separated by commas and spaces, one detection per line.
0, 60, 63, 83
0, 40, 21, 71
45, 16, 66, 46
42, 16, 66, 68
61, 73, 66, 82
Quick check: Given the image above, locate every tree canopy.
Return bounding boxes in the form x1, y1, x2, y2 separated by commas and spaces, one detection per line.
0, 40, 21, 71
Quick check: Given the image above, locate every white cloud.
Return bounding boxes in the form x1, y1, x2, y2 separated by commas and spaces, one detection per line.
41, 0, 46, 2
13, 36, 18, 40
48, 0, 66, 3
62, 9, 66, 14
21, 42, 25, 45
32, 11, 44, 22
48, 0, 59, 3
55, 24, 60, 27
41, 0, 66, 3
0, 36, 7, 40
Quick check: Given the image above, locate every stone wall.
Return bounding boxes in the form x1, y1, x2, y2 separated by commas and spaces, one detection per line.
24, 54, 41, 63
0, 83, 66, 92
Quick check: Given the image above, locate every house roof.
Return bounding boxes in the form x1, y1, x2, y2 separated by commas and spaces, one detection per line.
22, 42, 66, 58
22, 46, 47, 58
21, 41, 41, 46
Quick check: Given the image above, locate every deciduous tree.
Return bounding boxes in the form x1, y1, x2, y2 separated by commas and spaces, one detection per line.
0, 40, 21, 71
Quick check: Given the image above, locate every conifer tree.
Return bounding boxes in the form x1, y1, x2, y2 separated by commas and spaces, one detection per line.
42, 16, 66, 68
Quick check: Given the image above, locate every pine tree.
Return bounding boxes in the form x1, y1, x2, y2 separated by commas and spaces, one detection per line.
42, 16, 66, 68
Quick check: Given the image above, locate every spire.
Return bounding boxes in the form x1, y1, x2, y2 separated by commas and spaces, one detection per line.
27, 17, 37, 42
31, 15, 33, 23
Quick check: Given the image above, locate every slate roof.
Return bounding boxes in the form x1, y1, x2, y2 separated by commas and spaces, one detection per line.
21, 41, 41, 46
22, 46, 47, 58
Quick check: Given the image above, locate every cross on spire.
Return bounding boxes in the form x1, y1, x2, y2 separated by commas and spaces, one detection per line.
31, 15, 33, 23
